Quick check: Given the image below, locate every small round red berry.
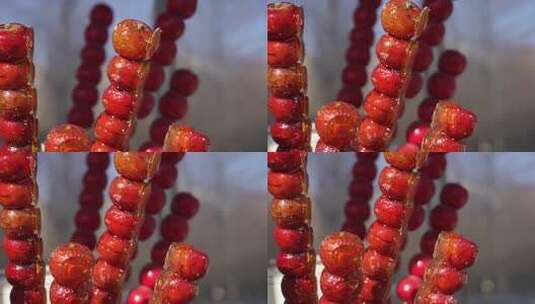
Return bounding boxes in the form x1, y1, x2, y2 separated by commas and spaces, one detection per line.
440, 183, 468, 209
409, 253, 432, 277
396, 275, 422, 301
381, 0, 422, 40
112, 19, 154, 61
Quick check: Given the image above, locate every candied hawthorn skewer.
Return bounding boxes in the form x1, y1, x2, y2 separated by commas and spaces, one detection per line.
90, 152, 161, 303
396, 182, 468, 303
357, 0, 429, 151
0, 23, 46, 303
268, 2, 311, 151
91, 19, 161, 151
49, 243, 95, 303
127, 190, 199, 303
406, 50, 468, 147
341, 152, 379, 239
421, 100, 476, 152
414, 232, 478, 304
150, 243, 209, 304
269, 151, 318, 303
318, 232, 364, 303
67, 3, 113, 128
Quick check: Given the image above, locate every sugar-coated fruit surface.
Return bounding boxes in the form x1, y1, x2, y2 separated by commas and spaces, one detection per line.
374, 195, 407, 228
281, 275, 317, 303
164, 124, 210, 152
361, 249, 396, 280
0, 88, 34, 120
271, 121, 308, 148
358, 276, 387, 301
381, 0, 422, 40
0, 117, 34, 146
49, 243, 94, 288
358, 118, 391, 150
379, 166, 414, 200
267, 3, 303, 41
267, 151, 305, 172
0, 179, 33, 209
273, 225, 310, 254
437, 232, 478, 270
426, 133, 465, 152
92, 260, 125, 290
112, 19, 154, 61
267, 66, 307, 98
94, 112, 129, 148
268, 38, 303, 68
364, 90, 397, 127
115, 152, 155, 182
49, 281, 90, 304
434, 101, 477, 140
384, 151, 417, 171
319, 232, 364, 276
268, 169, 305, 199
315, 140, 341, 153
276, 251, 314, 277
271, 197, 311, 229
0, 23, 32, 61
0, 208, 39, 239
320, 270, 359, 302
157, 272, 198, 304
3, 237, 41, 265
429, 266, 466, 294
107, 56, 144, 91
366, 222, 402, 256
268, 94, 307, 123
104, 206, 141, 239
0, 146, 32, 182
109, 176, 145, 212
97, 232, 135, 267
44, 124, 91, 152
316, 101, 359, 148
371, 64, 403, 98
6, 263, 43, 289
376, 34, 410, 70
102, 86, 136, 119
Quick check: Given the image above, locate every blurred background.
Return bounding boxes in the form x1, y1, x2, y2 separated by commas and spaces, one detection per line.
269, 0, 535, 151
268, 153, 535, 303
0, 153, 267, 304
0, 0, 267, 151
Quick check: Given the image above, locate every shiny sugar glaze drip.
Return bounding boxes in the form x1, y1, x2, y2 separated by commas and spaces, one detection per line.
269, 151, 318, 303
268, 2, 311, 152
0, 23, 46, 303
